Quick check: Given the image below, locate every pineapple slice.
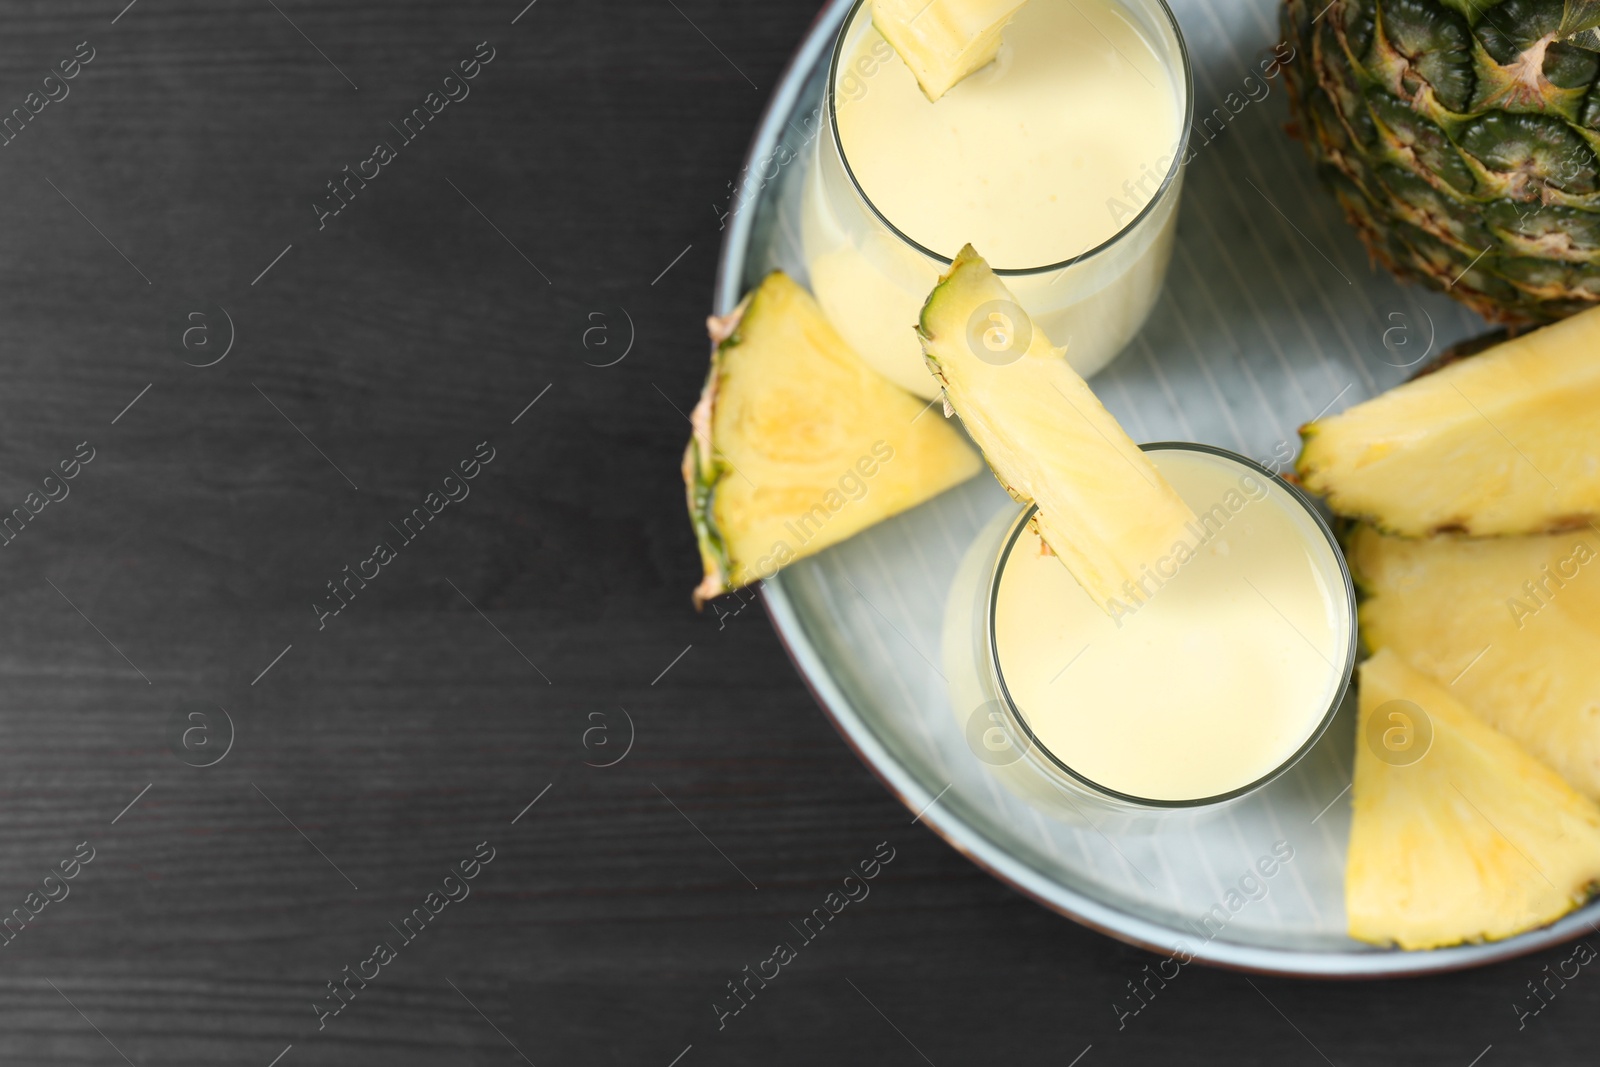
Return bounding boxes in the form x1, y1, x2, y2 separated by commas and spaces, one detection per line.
1348, 650, 1600, 950
1298, 306, 1600, 536
870, 0, 1028, 102
1349, 523, 1600, 800
917, 245, 1194, 613
683, 271, 981, 606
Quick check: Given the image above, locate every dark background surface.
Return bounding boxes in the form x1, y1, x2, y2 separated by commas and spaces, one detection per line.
0, 0, 1590, 1064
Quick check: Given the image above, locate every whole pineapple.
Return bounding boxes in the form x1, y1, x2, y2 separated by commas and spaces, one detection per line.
1282, 0, 1600, 324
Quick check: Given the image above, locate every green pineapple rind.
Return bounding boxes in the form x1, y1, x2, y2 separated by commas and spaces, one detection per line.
1282, 0, 1600, 324
682, 293, 755, 607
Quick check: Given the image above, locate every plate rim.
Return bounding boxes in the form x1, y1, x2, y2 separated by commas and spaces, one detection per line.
711, 0, 1600, 978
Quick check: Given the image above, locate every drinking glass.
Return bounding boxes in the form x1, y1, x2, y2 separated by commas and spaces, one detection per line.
800, 0, 1193, 399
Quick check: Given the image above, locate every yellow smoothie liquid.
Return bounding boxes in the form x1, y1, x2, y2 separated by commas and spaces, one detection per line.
803, 0, 1187, 397
990, 449, 1351, 803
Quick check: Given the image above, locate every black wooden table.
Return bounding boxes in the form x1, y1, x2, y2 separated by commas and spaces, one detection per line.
0, 1, 1589, 1063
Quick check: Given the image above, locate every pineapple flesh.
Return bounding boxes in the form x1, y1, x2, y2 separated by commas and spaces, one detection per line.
683, 272, 981, 606
870, 0, 1028, 102
917, 245, 1196, 613
1348, 650, 1600, 950
1282, 0, 1600, 324
1350, 523, 1600, 800
1298, 306, 1600, 536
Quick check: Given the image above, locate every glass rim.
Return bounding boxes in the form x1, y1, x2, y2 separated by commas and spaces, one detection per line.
824, 0, 1196, 276
984, 441, 1359, 810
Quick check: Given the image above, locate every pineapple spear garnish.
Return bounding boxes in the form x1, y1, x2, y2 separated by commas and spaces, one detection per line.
917, 245, 1195, 614
870, 0, 1029, 102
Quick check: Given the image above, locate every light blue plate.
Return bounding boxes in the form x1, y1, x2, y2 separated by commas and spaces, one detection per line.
714, 0, 1599, 976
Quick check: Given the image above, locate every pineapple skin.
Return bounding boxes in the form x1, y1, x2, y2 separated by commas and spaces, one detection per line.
1350, 523, 1600, 800
682, 272, 981, 606
917, 245, 1196, 614
1349, 650, 1600, 950
1297, 305, 1600, 536
1282, 0, 1600, 324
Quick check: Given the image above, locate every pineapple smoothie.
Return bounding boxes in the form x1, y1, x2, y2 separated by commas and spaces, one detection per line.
802, 0, 1189, 398
982, 447, 1354, 805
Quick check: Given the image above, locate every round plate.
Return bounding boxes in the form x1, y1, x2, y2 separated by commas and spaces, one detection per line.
714, 0, 1600, 976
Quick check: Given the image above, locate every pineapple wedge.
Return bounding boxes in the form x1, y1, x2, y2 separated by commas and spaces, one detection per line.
1348, 650, 1600, 950
1299, 306, 1600, 536
1349, 523, 1600, 800
917, 246, 1195, 613
683, 271, 981, 606
870, 0, 1028, 102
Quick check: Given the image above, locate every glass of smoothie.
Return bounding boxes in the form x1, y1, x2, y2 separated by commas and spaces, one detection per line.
942, 444, 1357, 818
801, 0, 1192, 399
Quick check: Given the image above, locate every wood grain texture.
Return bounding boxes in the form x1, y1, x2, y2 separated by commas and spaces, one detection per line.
0, 0, 1592, 1063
